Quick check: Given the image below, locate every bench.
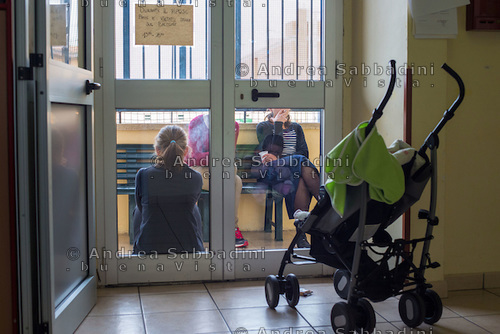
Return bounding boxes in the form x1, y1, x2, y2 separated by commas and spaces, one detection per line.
116, 144, 284, 244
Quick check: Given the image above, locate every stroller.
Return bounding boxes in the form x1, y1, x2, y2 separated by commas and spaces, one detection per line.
264, 60, 465, 333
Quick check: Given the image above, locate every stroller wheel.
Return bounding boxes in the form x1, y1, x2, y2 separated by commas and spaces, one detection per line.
285, 274, 300, 307
399, 292, 425, 328
423, 289, 443, 325
265, 275, 280, 309
355, 298, 376, 334
334, 269, 350, 300
331, 302, 355, 333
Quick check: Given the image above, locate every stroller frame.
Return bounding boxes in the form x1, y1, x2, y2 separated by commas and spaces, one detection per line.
264, 61, 465, 333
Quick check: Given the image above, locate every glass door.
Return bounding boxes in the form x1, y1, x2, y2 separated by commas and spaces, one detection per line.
97, 0, 342, 284
98, 0, 226, 284
225, 0, 343, 279
34, 0, 97, 332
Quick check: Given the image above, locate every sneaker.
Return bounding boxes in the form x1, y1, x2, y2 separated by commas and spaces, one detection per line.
295, 226, 311, 248
294, 220, 311, 248
235, 227, 249, 248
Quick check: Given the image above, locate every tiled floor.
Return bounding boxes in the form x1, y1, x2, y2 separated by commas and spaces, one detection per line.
76, 279, 500, 334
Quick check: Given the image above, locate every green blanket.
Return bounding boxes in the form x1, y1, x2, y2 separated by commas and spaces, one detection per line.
325, 122, 405, 217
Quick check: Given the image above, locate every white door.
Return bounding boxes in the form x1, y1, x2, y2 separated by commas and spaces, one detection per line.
34, 0, 97, 332
96, 0, 342, 284
97, 0, 225, 284
224, 0, 343, 279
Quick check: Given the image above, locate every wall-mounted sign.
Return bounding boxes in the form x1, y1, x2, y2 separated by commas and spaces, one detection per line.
135, 4, 193, 46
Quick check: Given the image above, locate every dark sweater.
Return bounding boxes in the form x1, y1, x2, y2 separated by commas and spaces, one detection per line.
256, 121, 309, 158
133, 165, 204, 254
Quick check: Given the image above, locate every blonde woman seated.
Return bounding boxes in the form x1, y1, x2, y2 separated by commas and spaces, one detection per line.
133, 125, 204, 254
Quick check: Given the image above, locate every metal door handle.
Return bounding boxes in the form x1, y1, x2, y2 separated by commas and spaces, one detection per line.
251, 89, 280, 102
86, 80, 101, 95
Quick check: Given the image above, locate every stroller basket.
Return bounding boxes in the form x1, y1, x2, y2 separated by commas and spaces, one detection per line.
264, 61, 465, 334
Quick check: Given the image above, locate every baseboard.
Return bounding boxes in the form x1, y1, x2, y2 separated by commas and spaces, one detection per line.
484, 272, 500, 288
445, 273, 484, 291
444, 271, 500, 291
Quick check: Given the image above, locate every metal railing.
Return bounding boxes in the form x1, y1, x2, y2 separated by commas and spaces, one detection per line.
116, 109, 321, 124
115, 0, 324, 81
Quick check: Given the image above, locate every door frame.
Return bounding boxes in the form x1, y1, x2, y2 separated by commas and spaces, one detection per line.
96, 0, 225, 285
223, 0, 344, 279
15, 0, 39, 331
95, 0, 343, 285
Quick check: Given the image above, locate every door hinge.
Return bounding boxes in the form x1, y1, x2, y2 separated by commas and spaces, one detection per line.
38, 322, 49, 334
17, 67, 33, 80
17, 53, 44, 81
30, 53, 44, 67
99, 57, 104, 78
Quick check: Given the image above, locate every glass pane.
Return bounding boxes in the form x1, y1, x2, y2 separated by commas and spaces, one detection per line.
50, 0, 85, 68
50, 103, 88, 306
116, 109, 210, 254
234, 109, 322, 250
235, 0, 324, 80
115, 0, 209, 79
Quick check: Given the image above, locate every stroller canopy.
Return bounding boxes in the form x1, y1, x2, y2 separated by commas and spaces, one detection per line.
325, 121, 405, 217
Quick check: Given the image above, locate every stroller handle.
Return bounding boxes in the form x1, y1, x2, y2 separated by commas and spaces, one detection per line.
441, 63, 465, 116
365, 60, 397, 137
419, 63, 465, 155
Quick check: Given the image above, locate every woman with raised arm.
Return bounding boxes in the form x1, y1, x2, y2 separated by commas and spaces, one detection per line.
256, 109, 320, 247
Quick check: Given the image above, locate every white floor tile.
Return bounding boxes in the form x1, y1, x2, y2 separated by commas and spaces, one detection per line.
220, 306, 309, 331
75, 314, 145, 334
141, 291, 217, 314
88, 296, 142, 316
144, 310, 229, 334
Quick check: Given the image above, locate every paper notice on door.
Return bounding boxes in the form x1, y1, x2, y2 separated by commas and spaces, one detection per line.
50, 4, 67, 46
409, 0, 470, 18
135, 4, 193, 46
413, 8, 458, 39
